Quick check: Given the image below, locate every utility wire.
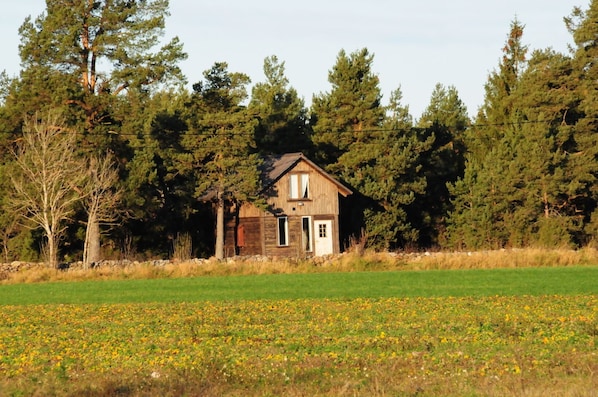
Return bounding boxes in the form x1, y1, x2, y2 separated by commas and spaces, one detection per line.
0, 117, 585, 138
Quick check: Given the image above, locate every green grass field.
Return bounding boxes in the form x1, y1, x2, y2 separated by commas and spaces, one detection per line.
1, 266, 597, 305
1, 266, 597, 396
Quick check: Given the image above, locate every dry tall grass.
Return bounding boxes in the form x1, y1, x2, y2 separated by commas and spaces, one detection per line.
1, 248, 597, 285
402, 247, 598, 270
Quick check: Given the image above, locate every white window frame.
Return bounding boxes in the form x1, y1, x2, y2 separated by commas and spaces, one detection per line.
289, 173, 309, 199
318, 222, 328, 238
301, 173, 309, 199
289, 174, 299, 199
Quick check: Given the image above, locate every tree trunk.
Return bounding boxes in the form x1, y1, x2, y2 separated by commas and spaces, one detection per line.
83, 213, 101, 268
543, 191, 550, 218
46, 232, 58, 269
215, 193, 225, 260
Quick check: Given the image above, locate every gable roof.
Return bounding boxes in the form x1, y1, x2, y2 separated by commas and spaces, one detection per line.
260, 152, 352, 197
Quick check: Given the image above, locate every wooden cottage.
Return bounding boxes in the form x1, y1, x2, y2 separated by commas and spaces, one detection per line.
224, 153, 352, 258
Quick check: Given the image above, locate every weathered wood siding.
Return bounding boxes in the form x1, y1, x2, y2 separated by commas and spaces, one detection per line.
238, 201, 262, 218
223, 215, 264, 256
227, 158, 348, 258
237, 217, 262, 256
223, 217, 237, 257
261, 214, 341, 257
239, 161, 340, 218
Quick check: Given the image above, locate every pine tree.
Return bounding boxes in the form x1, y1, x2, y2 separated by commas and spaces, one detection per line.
249, 56, 310, 154
415, 84, 469, 247
565, 1, 598, 244
180, 63, 262, 259
14, 0, 186, 139
310, 48, 385, 166
312, 53, 429, 249
116, 90, 205, 257
7, 0, 187, 261
335, 127, 431, 250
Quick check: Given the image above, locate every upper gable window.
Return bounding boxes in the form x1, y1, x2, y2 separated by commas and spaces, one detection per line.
289, 173, 309, 199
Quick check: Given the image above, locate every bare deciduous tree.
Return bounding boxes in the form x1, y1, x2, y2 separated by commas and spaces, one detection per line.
82, 154, 122, 268
10, 112, 87, 268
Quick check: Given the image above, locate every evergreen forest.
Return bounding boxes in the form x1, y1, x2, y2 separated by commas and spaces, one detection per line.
1, 0, 597, 266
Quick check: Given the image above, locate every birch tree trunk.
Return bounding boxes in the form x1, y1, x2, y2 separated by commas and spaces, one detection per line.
44, 228, 59, 269
10, 112, 86, 269
83, 213, 101, 268
82, 155, 121, 269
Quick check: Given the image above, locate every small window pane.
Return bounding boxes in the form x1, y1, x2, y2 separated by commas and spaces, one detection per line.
278, 217, 288, 246
302, 217, 311, 251
319, 223, 327, 238
301, 174, 309, 198
289, 175, 299, 199
289, 174, 309, 199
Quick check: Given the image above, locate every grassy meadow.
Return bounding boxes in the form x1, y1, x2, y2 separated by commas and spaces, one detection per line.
0, 266, 597, 305
0, 249, 597, 396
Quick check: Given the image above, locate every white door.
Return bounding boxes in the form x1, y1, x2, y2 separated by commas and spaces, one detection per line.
314, 220, 333, 256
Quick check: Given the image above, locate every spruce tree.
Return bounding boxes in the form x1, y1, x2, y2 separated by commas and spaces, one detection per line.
446, 20, 528, 249
507, 49, 582, 246
472, 18, 527, 158
447, 24, 589, 249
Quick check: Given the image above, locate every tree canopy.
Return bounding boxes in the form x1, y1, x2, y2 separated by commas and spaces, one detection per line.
0, 1, 597, 261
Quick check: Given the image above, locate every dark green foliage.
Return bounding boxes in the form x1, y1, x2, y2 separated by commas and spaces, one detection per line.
120, 92, 207, 257
181, 63, 261, 203
1, 2, 598, 258
413, 84, 469, 247
311, 50, 428, 250
565, 2, 598, 243
310, 48, 385, 165
249, 56, 311, 154
447, 20, 535, 249
0, 163, 41, 261
447, 11, 597, 249
180, 62, 263, 258
335, 127, 430, 249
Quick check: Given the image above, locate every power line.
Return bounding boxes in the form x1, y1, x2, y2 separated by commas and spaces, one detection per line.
0, 115, 589, 138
